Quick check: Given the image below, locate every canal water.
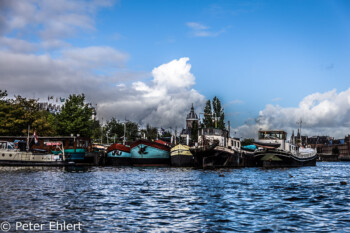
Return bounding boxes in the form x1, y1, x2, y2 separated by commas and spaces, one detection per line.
0, 162, 350, 232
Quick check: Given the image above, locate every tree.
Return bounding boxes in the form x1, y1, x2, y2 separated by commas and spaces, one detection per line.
212, 96, 225, 130
56, 94, 93, 137
203, 100, 213, 128
103, 118, 139, 143
105, 117, 124, 141
241, 138, 255, 146
202, 97, 225, 130
0, 90, 7, 100
162, 130, 172, 138
125, 121, 139, 141
91, 119, 102, 141
141, 124, 158, 140
0, 93, 56, 136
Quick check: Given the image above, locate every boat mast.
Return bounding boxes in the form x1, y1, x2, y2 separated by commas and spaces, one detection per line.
26, 125, 30, 151
123, 123, 126, 145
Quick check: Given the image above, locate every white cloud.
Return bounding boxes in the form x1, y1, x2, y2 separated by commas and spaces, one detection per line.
0, 52, 205, 128
99, 58, 206, 128
0, 1, 206, 129
186, 22, 208, 30
0, 0, 114, 51
0, 37, 37, 53
152, 57, 195, 89
61, 46, 129, 71
186, 22, 225, 37
233, 89, 350, 139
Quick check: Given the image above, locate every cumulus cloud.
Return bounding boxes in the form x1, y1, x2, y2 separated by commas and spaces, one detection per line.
233, 89, 350, 139
0, 51, 205, 128
98, 57, 206, 128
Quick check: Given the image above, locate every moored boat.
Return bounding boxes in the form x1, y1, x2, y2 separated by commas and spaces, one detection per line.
190, 142, 218, 168
106, 143, 131, 166
0, 141, 72, 166
253, 130, 317, 168
0, 136, 91, 162
51, 148, 86, 161
130, 139, 170, 166
170, 144, 193, 167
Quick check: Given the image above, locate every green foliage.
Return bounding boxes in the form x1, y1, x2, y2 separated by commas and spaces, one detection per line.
91, 120, 102, 141
212, 96, 225, 129
203, 96, 225, 130
0, 90, 7, 100
241, 138, 255, 146
56, 94, 93, 137
162, 130, 172, 138
141, 124, 158, 140
101, 118, 139, 143
0, 93, 56, 136
203, 100, 213, 128
125, 121, 139, 141
191, 120, 198, 142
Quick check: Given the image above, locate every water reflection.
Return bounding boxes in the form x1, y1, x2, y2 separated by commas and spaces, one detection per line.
0, 163, 350, 232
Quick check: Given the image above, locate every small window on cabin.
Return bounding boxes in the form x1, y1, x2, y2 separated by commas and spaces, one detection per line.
69, 139, 74, 147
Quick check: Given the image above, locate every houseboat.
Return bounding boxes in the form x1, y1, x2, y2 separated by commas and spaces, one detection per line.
0, 136, 92, 162
106, 143, 131, 166
130, 139, 171, 166
0, 140, 70, 166
253, 130, 317, 168
170, 144, 193, 167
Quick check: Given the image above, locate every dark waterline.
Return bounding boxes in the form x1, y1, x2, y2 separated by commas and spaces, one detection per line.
0, 162, 350, 232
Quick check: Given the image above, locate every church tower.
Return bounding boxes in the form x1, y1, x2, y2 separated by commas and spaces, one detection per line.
186, 104, 199, 130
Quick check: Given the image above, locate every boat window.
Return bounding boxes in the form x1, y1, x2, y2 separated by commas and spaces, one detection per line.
9, 154, 12, 157
69, 139, 74, 147
2, 154, 4, 157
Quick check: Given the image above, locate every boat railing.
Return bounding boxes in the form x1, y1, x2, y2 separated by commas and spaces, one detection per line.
255, 147, 316, 158
296, 151, 317, 158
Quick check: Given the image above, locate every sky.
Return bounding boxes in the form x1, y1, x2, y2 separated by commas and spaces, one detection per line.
1, 0, 350, 139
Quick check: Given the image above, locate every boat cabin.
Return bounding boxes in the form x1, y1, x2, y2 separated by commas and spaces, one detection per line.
0, 136, 92, 153
258, 130, 287, 140
198, 128, 229, 147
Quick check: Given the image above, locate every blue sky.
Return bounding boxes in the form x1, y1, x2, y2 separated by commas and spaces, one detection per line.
1, 0, 350, 137
100, 0, 350, 126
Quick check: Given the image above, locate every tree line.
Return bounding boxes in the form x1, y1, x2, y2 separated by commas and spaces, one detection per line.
0, 90, 170, 143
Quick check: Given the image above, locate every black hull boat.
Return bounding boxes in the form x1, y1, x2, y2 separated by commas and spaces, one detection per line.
105, 157, 131, 166
0, 160, 73, 166
254, 148, 317, 168
190, 142, 218, 168
105, 143, 132, 166
170, 144, 193, 167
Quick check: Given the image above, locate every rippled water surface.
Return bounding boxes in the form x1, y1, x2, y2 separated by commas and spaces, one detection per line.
1, 162, 350, 232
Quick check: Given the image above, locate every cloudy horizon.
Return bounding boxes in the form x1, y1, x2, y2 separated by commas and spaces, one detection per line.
1, 0, 350, 138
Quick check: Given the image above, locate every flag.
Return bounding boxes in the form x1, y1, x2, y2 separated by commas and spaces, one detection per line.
33, 130, 38, 144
